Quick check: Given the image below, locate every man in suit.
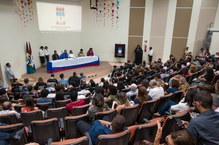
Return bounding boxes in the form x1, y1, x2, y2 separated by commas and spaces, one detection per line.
52, 50, 60, 60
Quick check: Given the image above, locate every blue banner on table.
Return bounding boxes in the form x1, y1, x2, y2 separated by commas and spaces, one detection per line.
115, 44, 125, 58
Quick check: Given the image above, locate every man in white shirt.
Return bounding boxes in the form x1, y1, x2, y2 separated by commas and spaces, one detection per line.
148, 80, 164, 100
44, 46, 50, 63
0, 101, 20, 119
148, 47, 153, 64
39, 46, 45, 67
5, 63, 15, 84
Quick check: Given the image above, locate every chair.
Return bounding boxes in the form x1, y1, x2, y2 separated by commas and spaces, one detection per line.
185, 75, 193, 84
55, 99, 71, 108
80, 97, 91, 104
160, 110, 191, 143
155, 94, 172, 113
138, 99, 159, 123
96, 130, 130, 145
0, 113, 19, 124
20, 110, 44, 127
170, 90, 184, 104
131, 117, 164, 144
65, 114, 89, 139
120, 104, 140, 126
37, 102, 53, 111
31, 118, 61, 145
70, 104, 90, 116
14, 105, 25, 113
0, 123, 28, 145
47, 107, 68, 119
51, 136, 89, 145
95, 109, 117, 122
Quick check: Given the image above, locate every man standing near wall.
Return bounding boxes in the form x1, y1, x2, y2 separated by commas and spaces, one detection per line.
148, 47, 153, 64
5, 63, 15, 85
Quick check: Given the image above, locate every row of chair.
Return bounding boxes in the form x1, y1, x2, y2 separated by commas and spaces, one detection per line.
0, 109, 191, 145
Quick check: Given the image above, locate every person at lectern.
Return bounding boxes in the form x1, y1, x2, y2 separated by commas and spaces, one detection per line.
60, 50, 69, 59
78, 49, 85, 57
134, 45, 143, 65
87, 48, 94, 56
52, 50, 60, 60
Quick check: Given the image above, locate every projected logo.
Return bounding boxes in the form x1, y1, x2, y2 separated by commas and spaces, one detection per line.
56, 7, 66, 25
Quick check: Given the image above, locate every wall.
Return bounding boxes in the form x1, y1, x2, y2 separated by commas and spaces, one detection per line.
81, 0, 130, 62
0, 0, 41, 84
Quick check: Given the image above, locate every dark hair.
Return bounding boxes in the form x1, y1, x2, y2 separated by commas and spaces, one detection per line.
184, 88, 197, 107
70, 91, 78, 101
171, 79, 180, 88
73, 72, 77, 76
24, 78, 29, 84
111, 115, 126, 132
92, 93, 104, 108
27, 86, 33, 92
95, 86, 104, 95
25, 96, 35, 110
6, 63, 10, 67
109, 85, 117, 95
41, 89, 49, 98
51, 74, 55, 77
55, 85, 62, 92
60, 73, 64, 79
170, 130, 196, 145
193, 90, 213, 109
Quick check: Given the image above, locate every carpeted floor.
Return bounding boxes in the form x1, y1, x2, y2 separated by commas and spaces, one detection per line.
20, 61, 123, 84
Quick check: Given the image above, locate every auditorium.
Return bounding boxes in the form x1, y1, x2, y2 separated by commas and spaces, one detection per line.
0, 0, 219, 145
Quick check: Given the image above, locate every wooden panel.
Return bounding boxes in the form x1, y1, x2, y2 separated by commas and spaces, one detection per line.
150, 38, 165, 61
201, 0, 218, 7
130, 0, 146, 7
128, 37, 143, 62
177, 0, 193, 7
173, 9, 192, 37
171, 38, 187, 60
129, 8, 145, 36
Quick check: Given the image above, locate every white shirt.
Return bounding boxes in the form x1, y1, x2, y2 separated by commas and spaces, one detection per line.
39, 49, 45, 57
215, 107, 219, 112
69, 53, 76, 58
148, 49, 153, 56
0, 110, 20, 118
148, 87, 164, 99
44, 49, 50, 56
6, 67, 14, 80
78, 89, 90, 96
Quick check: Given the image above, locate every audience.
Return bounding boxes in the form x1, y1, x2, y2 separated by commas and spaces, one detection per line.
36, 89, 52, 103
112, 92, 131, 113
66, 91, 86, 111
148, 80, 164, 99
21, 96, 38, 112
0, 101, 20, 118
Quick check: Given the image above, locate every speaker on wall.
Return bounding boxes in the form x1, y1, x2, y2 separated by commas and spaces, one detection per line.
115, 44, 125, 58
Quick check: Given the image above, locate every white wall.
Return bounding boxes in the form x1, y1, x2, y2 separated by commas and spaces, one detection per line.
0, 0, 41, 84
81, 0, 130, 62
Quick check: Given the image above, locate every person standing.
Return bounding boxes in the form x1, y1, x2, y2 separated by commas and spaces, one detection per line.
134, 45, 143, 65
87, 48, 94, 56
5, 63, 15, 84
39, 46, 45, 67
148, 47, 153, 64
52, 50, 60, 60
44, 46, 50, 63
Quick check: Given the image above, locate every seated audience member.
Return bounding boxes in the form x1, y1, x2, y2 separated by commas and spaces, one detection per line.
148, 80, 164, 99
154, 88, 195, 116
98, 78, 105, 87
58, 73, 68, 87
212, 94, 219, 112
69, 50, 76, 58
52, 50, 60, 60
79, 72, 86, 82
112, 92, 131, 114
104, 85, 117, 104
45, 83, 55, 93
76, 115, 126, 145
182, 90, 219, 145
153, 73, 164, 88
87, 48, 94, 56
160, 68, 169, 79
68, 72, 80, 87
181, 68, 190, 78
60, 50, 69, 59
47, 74, 58, 84
134, 86, 151, 105
35, 77, 47, 90
21, 96, 38, 112
87, 93, 109, 120
166, 79, 179, 94
88, 79, 96, 88
189, 64, 197, 74
78, 83, 91, 98
198, 66, 215, 83
23, 78, 31, 87
78, 49, 85, 57
36, 89, 52, 103
0, 101, 20, 118
126, 83, 138, 99
152, 121, 196, 145
66, 91, 86, 111
55, 85, 64, 100
11, 78, 22, 92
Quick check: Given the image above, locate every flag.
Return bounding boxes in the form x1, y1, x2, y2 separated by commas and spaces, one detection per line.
26, 41, 35, 74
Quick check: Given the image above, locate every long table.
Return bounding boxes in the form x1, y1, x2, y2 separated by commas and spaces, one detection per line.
47, 56, 100, 73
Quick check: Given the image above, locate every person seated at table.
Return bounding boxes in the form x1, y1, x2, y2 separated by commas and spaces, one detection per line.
66, 91, 86, 111
36, 89, 53, 103
78, 49, 85, 57
87, 48, 94, 56
69, 50, 76, 58
52, 50, 60, 60
60, 50, 69, 59
21, 95, 39, 112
